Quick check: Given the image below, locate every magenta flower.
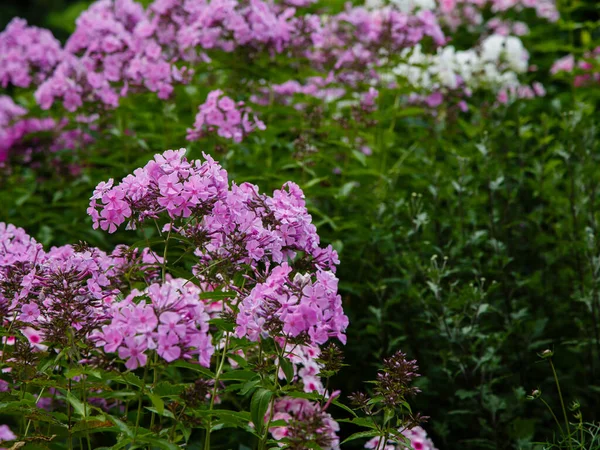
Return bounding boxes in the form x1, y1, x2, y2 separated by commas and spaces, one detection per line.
131, 303, 158, 333
158, 311, 187, 339
118, 336, 148, 370
19, 303, 40, 322
0, 424, 15, 443
157, 332, 181, 362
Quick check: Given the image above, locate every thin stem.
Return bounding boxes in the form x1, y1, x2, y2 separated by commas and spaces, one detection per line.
24, 387, 46, 437
1, 320, 15, 363
134, 362, 150, 443
540, 397, 565, 437
169, 405, 186, 443
162, 219, 173, 283
81, 375, 92, 450
259, 339, 287, 450
204, 331, 230, 450
548, 358, 572, 450
150, 354, 160, 433
68, 378, 73, 450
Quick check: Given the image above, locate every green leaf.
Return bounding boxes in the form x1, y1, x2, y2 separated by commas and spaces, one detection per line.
250, 388, 273, 434
171, 360, 215, 378
66, 392, 87, 417
121, 373, 145, 389
279, 357, 294, 384
339, 417, 378, 429
200, 291, 236, 300
148, 392, 165, 415
331, 398, 358, 417
220, 370, 258, 381
145, 406, 175, 419
341, 430, 381, 444
108, 415, 134, 438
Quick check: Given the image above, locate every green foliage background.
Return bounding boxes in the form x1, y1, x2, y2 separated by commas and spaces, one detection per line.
1, 1, 600, 449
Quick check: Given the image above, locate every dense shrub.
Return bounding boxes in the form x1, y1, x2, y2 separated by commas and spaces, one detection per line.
0, 0, 599, 449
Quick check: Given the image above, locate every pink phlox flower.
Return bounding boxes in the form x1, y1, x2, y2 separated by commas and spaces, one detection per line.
118, 335, 148, 370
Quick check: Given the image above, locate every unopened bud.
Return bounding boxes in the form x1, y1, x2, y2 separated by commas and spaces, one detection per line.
527, 389, 542, 400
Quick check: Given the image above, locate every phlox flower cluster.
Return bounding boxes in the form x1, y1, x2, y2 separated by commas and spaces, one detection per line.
315, 5, 445, 73
88, 149, 339, 272
389, 33, 543, 109
88, 149, 346, 348
0, 97, 95, 168
35, 0, 190, 112
0, 223, 160, 350
148, 0, 302, 57
91, 278, 214, 369
0, 96, 51, 165
364, 0, 557, 32
187, 90, 265, 143
0, 18, 63, 89
551, 47, 600, 87
87, 148, 228, 233
250, 74, 347, 109
268, 397, 341, 449
236, 263, 348, 346
438, 0, 558, 32
280, 343, 325, 393
0, 96, 27, 127
365, 426, 438, 450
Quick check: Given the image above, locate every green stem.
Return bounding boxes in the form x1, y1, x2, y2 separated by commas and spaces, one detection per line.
24, 387, 46, 437
68, 378, 73, 450
204, 331, 230, 450
81, 375, 92, 450
134, 363, 150, 443
540, 397, 565, 437
150, 354, 160, 433
1, 320, 16, 363
162, 220, 173, 283
259, 339, 287, 450
169, 405, 186, 443
548, 358, 572, 449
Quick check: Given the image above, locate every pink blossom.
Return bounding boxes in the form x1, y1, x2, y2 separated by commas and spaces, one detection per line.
118, 336, 148, 370
0, 425, 15, 443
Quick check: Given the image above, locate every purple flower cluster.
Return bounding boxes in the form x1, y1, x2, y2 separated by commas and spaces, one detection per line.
268, 397, 341, 449
0, 223, 160, 350
88, 148, 347, 357
187, 89, 265, 143
35, 0, 191, 111
439, 0, 558, 32
91, 278, 214, 369
88, 148, 228, 232
365, 426, 438, 450
551, 47, 600, 87
0, 97, 95, 167
250, 73, 347, 109
236, 263, 348, 346
151, 0, 301, 56
88, 149, 338, 270
0, 18, 63, 89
